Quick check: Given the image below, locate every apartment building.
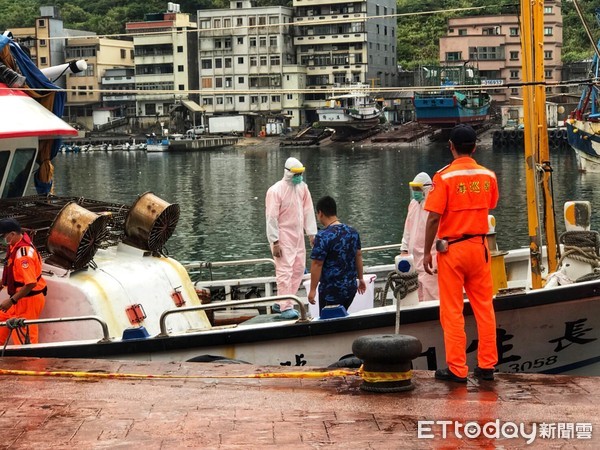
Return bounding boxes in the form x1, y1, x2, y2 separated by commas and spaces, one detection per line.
101, 68, 137, 118
293, 0, 397, 117
439, 0, 563, 104
126, 3, 198, 128
197, 1, 304, 128
64, 37, 135, 129
10, 6, 95, 88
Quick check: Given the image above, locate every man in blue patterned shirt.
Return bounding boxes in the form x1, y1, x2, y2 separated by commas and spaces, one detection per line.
308, 196, 366, 314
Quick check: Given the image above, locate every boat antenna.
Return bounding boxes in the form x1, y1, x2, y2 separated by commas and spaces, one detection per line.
571, 1, 600, 60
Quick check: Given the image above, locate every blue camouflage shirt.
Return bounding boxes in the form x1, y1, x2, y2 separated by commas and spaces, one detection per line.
310, 223, 361, 304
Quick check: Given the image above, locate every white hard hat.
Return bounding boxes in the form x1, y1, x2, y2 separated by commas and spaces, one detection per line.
285, 157, 305, 174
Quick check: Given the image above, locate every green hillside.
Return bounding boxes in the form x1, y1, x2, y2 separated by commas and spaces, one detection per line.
0, 0, 597, 67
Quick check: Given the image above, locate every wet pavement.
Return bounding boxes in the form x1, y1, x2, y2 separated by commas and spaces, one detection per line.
0, 357, 597, 449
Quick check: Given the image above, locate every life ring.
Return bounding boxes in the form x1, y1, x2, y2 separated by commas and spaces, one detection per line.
259, 130, 266, 137
187, 354, 251, 364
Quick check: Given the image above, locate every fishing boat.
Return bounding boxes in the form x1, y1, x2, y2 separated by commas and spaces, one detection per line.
0, 6, 599, 376
566, 7, 600, 172
145, 134, 170, 152
413, 64, 491, 128
316, 85, 383, 137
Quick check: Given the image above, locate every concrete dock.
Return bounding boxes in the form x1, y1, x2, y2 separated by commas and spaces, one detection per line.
0, 357, 597, 448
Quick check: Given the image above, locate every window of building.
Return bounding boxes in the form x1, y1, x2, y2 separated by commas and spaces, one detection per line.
259, 17, 266, 26
271, 95, 281, 103
270, 56, 280, 66
238, 76, 244, 84
510, 70, 519, 79
201, 59, 212, 69
376, 25, 380, 34
202, 78, 213, 88
251, 96, 258, 104
238, 96, 245, 103
215, 58, 222, 68
215, 39, 222, 49
200, 20, 210, 29
177, 46, 183, 53
249, 17, 256, 26
510, 51, 519, 60
237, 18, 243, 26
238, 57, 244, 64
226, 96, 233, 104
482, 27, 500, 35
261, 95, 268, 103
544, 50, 553, 59
130, 50, 134, 59
384, 26, 387, 36
202, 98, 214, 105
384, 6, 387, 15
40, 56, 47, 65
145, 104, 156, 115
236, 2, 242, 8
260, 56, 267, 66
544, 6, 552, 14
224, 18, 231, 28
237, 37, 244, 45
458, 29, 467, 36
38, 19, 46, 27
250, 37, 257, 47
225, 58, 232, 68
376, 5, 380, 15
354, 53, 363, 63
217, 97, 224, 105
250, 56, 257, 66
287, 94, 293, 100
469, 46, 504, 60
178, 65, 184, 72
224, 38, 232, 49
215, 77, 223, 88
510, 27, 519, 36
269, 17, 279, 25
214, 19, 221, 28
39, 39, 46, 47
259, 37, 266, 47
544, 27, 553, 36
446, 52, 462, 61
270, 36, 277, 47
225, 77, 232, 87
545, 69, 552, 78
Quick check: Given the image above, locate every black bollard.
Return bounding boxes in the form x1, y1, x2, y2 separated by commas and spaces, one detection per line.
352, 334, 422, 392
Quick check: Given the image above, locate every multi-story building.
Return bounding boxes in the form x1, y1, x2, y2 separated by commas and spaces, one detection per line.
64, 37, 135, 130
439, 0, 563, 104
197, 1, 304, 128
101, 68, 137, 118
126, 3, 198, 129
10, 6, 95, 88
293, 0, 398, 119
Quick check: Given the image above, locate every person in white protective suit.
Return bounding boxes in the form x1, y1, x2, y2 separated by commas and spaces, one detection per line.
400, 172, 439, 301
266, 157, 318, 318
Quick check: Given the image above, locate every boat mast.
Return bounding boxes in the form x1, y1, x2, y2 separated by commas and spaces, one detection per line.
520, 0, 559, 289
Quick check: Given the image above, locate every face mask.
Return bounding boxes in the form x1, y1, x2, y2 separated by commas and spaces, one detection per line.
292, 175, 303, 185
411, 191, 424, 203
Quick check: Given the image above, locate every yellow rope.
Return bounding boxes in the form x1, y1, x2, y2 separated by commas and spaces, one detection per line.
0, 365, 412, 383
358, 367, 413, 383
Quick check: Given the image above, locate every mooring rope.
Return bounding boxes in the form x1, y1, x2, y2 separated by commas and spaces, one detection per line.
381, 271, 418, 305
558, 231, 600, 282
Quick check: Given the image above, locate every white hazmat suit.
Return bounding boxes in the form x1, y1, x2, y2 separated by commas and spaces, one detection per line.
266, 157, 318, 312
400, 172, 439, 301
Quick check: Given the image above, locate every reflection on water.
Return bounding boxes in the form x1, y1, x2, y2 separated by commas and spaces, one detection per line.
41, 140, 596, 274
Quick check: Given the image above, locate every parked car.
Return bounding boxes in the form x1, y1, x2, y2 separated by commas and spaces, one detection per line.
186, 125, 207, 136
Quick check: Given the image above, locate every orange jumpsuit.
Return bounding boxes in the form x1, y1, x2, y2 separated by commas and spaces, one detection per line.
0, 235, 46, 344
424, 156, 499, 378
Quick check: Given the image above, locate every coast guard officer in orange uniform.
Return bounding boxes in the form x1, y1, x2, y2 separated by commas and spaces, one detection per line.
423, 125, 499, 383
0, 218, 47, 344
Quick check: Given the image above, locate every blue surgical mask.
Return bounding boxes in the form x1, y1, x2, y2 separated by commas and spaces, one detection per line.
292, 175, 303, 185
411, 191, 424, 203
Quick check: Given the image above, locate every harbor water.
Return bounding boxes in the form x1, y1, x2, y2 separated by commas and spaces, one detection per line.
38, 137, 600, 276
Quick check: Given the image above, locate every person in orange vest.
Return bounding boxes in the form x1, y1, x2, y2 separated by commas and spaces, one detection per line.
0, 218, 47, 344
422, 124, 499, 383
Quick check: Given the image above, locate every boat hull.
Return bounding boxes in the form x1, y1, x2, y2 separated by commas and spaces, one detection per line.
566, 119, 600, 172
3, 280, 599, 376
414, 94, 490, 127
146, 144, 169, 152
316, 108, 381, 133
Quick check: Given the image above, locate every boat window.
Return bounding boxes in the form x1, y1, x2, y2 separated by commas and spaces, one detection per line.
1, 147, 36, 199
0, 150, 10, 191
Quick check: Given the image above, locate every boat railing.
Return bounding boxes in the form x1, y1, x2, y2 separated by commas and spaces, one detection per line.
0, 315, 111, 343
158, 295, 308, 337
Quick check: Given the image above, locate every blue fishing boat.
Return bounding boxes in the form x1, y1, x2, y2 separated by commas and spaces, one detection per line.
413, 64, 491, 128
566, 7, 600, 172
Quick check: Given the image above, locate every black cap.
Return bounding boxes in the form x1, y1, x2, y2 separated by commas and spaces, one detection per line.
0, 218, 21, 234
449, 124, 477, 145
